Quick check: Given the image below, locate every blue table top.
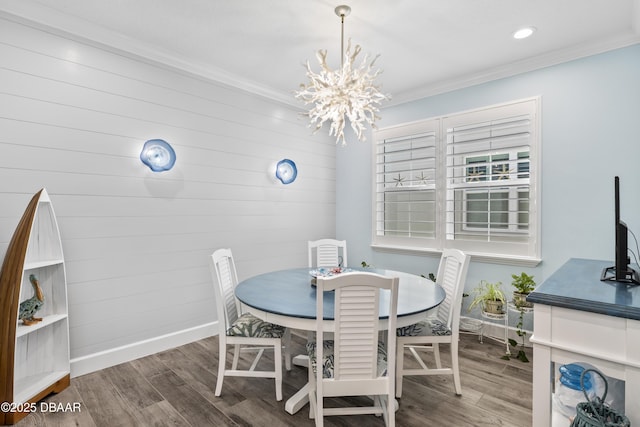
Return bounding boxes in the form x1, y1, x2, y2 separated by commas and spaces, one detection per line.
527, 258, 640, 320
235, 267, 446, 320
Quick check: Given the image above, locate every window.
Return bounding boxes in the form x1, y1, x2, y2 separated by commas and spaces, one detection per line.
374, 120, 439, 243
373, 98, 540, 265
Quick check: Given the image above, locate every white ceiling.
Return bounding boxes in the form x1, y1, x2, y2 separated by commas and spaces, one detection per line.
3, 0, 640, 107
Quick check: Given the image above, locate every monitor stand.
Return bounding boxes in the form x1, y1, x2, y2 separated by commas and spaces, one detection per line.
601, 266, 640, 285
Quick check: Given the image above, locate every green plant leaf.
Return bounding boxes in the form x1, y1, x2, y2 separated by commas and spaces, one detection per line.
511, 272, 536, 293
516, 350, 529, 363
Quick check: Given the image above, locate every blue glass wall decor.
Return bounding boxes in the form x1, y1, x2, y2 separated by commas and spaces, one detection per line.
140, 139, 176, 172
275, 159, 297, 184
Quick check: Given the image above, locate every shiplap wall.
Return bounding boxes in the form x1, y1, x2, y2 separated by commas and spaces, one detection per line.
0, 15, 336, 375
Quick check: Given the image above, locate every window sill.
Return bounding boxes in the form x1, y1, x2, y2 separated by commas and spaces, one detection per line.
371, 244, 542, 267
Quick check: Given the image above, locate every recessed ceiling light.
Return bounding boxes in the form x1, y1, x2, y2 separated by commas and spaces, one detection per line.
513, 26, 536, 40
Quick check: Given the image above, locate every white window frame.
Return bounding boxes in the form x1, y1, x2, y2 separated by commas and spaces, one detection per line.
372, 97, 541, 266
460, 149, 530, 233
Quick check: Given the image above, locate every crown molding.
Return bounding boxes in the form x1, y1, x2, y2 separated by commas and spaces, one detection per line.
389, 34, 640, 107
0, 6, 300, 109
3, 3, 639, 111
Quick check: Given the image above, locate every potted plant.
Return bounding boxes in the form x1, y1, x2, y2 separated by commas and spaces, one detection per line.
468, 280, 506, 315
504, 272, 536, 362
511, 272, 536, 308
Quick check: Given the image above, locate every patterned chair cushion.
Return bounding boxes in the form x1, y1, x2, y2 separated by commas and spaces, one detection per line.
306, 340, 388, 378
226, 313, 286, 338
396, 318, 451, 337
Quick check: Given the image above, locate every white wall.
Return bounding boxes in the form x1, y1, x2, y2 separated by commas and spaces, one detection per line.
0, 14, 336, 375
337, 43, 640, 329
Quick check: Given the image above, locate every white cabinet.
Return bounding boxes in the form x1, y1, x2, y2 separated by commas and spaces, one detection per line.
528, 258, 639, 426
0, 189, 70, 425
531, 304, 639, 425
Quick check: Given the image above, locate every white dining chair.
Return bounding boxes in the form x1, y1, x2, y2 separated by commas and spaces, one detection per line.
395, 249, 470, 397
307, 272, 399, 427
209, 248, 291, 401
308, 239, 348, 268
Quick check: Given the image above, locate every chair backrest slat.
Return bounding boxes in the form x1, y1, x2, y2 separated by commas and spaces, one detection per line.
210, 248, 241, 329
434, 249, 470, 330
308, 239, 348, 268
334, 284, 379, 379
316, 272, 398, 384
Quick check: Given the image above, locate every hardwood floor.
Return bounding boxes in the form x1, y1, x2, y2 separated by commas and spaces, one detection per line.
14, 333, 532, 427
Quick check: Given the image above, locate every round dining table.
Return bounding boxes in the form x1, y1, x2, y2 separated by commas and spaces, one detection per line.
234, 267, 446, 415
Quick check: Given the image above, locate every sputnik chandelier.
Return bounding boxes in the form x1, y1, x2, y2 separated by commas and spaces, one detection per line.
295, 5, 390, 145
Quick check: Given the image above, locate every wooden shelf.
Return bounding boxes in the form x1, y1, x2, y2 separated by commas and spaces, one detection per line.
0, 189, 70, 425
14, 371, 70, 405
23, 260, 64, 270
15, 314, 68, 338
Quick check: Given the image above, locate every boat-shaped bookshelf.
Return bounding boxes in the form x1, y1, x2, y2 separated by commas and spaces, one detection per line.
0, 189, 70, 424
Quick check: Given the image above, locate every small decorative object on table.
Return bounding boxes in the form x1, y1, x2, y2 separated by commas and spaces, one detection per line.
19, 274, 45, 325
570, 369, 629, 427
309, 267, 351, 286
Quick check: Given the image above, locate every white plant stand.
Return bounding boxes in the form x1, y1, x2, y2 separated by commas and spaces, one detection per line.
480, 309, 510, 355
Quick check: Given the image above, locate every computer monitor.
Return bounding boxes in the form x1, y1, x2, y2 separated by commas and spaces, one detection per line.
601, 176, 640, 285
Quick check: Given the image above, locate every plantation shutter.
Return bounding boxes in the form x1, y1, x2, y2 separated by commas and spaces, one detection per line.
443, 99, 537, 257
372, 97, 540, 264
374, 120, 439, 246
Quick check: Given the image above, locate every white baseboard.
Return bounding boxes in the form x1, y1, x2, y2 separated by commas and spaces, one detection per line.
70, 322, 219, 378
68, 317, 530, 378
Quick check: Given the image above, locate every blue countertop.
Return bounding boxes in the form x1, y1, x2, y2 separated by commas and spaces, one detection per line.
527, 258, 640, 320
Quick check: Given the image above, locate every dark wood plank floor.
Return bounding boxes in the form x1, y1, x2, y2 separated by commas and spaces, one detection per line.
14, 332, 532, 427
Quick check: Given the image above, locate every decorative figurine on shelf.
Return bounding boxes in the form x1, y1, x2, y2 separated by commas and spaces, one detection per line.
19, 274, 45, 325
